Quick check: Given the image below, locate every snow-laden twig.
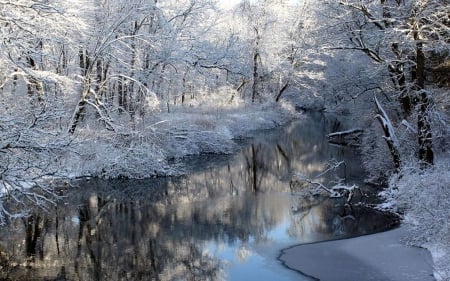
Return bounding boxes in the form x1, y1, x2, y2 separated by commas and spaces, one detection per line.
0, 180, 61, 225
327, 128, 364, 147
315, 160, 345, 178
292, 174, 337, 195
401, 119, 418, 134
290, 160, 359, 203
375, 95, 399, 148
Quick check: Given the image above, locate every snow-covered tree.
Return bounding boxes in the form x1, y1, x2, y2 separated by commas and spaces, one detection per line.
319, 0, 449, 167
0, 0, 89, 223
222, 0, 308, 102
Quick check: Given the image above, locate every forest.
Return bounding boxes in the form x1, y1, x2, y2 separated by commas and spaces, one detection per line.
0, 0, 449, 279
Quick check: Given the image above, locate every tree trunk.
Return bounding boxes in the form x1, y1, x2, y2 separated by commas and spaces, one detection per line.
251, 52, 259, 103
275, 82, 289, 102
26, 56, 44, 103
251, 27, 261, 103
375, 96, 401, 170
118, 75, 127, 112
414, 41, 434, 165
68, 99, 87, 135
79, 49, 90, 76
417, 90, 433, 165
389, 43, 411, 116
68, 80, 90, 134
95, 59, 106, 97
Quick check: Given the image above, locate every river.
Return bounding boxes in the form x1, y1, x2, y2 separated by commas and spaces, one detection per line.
0, 113, 399, 281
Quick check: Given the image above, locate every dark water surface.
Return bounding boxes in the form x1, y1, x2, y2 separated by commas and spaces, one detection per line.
0, 113, 398, 281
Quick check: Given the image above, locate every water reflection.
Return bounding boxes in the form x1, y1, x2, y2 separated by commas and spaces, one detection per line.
0, 114, 398, 281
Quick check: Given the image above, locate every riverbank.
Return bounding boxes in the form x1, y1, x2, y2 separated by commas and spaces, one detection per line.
279, 156, 450, 281
61, 102, 300, 180
380, 157, 450, 281
279, 226, 435, 281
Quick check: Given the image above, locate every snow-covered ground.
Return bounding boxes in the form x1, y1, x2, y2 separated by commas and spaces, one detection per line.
279, 226, 435, 281
379, 157, 450, 281
62, 98, 307, 179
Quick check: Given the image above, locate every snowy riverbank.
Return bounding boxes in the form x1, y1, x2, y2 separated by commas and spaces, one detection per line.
61, 101, 304, 179
379, 157, 450, 281
279, 226, 435, 281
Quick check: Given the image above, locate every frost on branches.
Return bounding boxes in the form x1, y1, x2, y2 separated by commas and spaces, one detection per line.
0, 113, 70, 225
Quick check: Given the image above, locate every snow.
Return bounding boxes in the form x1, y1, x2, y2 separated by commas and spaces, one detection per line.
218, 0, 241, 10
279, 226, 434, 281
379, 157, 450, 281
59, 101, 297, 179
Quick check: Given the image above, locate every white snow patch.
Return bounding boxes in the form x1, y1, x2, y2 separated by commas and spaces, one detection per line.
280, 227, 434, 281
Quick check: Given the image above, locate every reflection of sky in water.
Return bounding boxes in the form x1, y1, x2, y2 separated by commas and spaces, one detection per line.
266, 218, 292, 243
205, 233, 306, 281
202, 196, 308, 281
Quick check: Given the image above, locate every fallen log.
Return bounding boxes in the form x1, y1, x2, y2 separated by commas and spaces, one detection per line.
327, 128, 363, 147
327, 128, 363, 138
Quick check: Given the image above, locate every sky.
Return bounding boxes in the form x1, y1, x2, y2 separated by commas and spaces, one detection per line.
218, 0, 241, 9
218, 0, 301, 10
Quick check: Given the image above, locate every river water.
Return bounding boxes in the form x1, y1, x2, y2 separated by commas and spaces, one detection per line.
0, 113, 398, 281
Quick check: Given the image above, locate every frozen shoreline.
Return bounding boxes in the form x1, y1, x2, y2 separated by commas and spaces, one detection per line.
279, 226, 435, 281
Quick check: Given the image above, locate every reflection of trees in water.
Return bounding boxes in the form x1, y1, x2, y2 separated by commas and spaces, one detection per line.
167, 113, 361, 198
288, 195, 399, 242
24, 215, 46, 261
235, 113, 364, 193
1, 191, 225, 281
0, 192, 396, 281
244, 144, 265, 192
0, 178, 291, 281
288, 195, 330, 240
